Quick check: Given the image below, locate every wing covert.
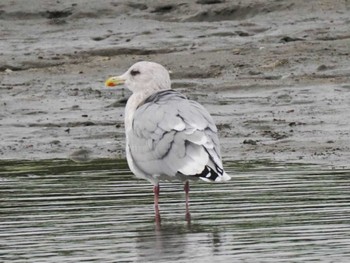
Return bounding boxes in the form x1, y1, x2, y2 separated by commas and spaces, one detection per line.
128, 90, 223, 180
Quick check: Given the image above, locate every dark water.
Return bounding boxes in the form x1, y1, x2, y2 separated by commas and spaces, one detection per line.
1, 159, 349, 262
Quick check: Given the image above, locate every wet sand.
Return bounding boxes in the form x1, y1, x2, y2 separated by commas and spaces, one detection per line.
1, 0, 350, 167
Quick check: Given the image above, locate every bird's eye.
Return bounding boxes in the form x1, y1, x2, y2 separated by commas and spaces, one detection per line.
130, 70, 140, 76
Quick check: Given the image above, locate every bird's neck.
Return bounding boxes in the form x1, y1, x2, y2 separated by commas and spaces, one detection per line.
124, 89, 156, 133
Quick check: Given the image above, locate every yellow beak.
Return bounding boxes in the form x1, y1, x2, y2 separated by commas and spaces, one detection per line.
105, 76, 125, 87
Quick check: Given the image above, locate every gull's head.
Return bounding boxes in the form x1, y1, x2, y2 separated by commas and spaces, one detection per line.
105, 61, 171, 93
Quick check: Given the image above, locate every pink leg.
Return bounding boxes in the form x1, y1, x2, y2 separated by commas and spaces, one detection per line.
184, 181, 191, 223
153, 184, 161, 225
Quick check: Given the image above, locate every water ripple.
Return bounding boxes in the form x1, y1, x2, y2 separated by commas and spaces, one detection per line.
1, 159, 349, 262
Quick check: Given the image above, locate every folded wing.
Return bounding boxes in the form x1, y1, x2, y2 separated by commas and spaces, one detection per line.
128, 90, 230, 182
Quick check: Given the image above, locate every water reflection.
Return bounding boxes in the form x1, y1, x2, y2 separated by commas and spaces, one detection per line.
1, 159, 350, 262
137, 224, 188, 262
136, 222, 228, 262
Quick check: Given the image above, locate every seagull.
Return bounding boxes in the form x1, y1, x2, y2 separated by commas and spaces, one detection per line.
105, 61, 231, 224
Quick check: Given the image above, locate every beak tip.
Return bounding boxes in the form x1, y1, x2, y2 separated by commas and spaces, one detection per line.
104, 76, 125, 88
105, 81, 116, 87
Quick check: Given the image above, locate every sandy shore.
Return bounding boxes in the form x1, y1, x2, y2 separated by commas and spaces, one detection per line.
1, 0, 349, 167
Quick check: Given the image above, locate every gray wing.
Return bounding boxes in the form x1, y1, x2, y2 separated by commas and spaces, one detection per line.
128, 90, 223, 180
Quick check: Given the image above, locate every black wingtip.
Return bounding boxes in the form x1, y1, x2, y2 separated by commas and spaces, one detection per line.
194, 166, 220, 182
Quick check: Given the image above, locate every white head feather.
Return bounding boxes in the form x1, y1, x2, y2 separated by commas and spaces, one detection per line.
118, 61, 171, 93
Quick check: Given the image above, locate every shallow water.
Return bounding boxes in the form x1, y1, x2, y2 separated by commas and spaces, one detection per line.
1, 159, 349, 262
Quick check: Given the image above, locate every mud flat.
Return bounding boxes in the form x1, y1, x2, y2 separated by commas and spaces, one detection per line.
1, 0, 349, 167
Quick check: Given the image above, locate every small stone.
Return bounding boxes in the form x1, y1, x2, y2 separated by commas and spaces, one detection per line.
50, 140, 61, 145
243, 139, 257, 145
69, 148, 93, 163
280, 36, 303, 43
71, 105, 80, 110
